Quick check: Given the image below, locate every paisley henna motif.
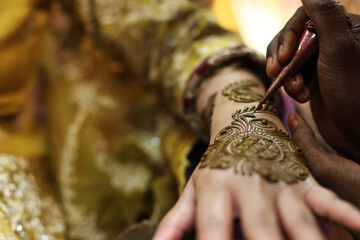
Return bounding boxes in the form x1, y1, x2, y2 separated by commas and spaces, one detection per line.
200, 105, 309, 183
222, 79, 263, 103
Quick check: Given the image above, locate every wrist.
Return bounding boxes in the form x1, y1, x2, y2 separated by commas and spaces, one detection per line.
210, 108, 286, 143
196, 69, 265, 139
196, 69, 287, 142
196, 69, 265, 113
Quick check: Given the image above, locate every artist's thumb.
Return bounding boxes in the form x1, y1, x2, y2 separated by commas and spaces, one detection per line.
288, 113, 331, 178
301, 0, 351, 47
289, 114, 360, 209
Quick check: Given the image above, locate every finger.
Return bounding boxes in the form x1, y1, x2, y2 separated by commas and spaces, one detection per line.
288, 113, 319, 149
266, 7, 309, 78
153, 178, 196, 240
283, 73, 309, 102
266, 36, 283, 78
196, 178, 233, 240
277, 7, 309, 64
301, 0, 352, 46
293, 84, 311, 103
277, 29, 298, 64
236, 177, 283, 240
287, 113, 331, 175
288, 112, 334, 182
349, 13, 360, 26
289, 113, 360, 209
349, 13, 360, 39
306, 185, 360, 233
288, 112, 353, 175
277, 188, 324, 240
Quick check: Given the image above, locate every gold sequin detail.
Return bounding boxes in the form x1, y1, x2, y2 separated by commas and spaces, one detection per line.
0, 154, 65, 239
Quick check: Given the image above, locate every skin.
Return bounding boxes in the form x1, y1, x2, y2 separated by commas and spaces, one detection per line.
267, 0, 360, 217
288, 113, 360, 209
266, 0, 360, 161
153, 69, 360, 240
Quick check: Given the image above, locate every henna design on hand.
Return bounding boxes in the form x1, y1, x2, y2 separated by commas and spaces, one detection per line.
222, 79, 263, 103
200, 105, 309, 183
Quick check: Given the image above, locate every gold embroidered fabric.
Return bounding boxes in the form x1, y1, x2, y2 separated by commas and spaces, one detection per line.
74, 0, 244, 116
0, 0, 47, 116
0, 154, 65, 239
0, 0, 267, 239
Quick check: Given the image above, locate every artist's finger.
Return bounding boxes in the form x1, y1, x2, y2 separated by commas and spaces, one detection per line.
301, 0, 352, 48
195, 174, 233, 240
277, 188, 324, 240
277, 7, 309, 64
277, 30, 298, 64
306, 185, 360, 233
266, 35, 283, 78
284, 77, 311, 103
293, 84, 311, 103
288, 113, 335, 178
236, 177, 283, 240
288, 113, 326, 155
153, 178, 196, 240
289, 113, 360, 209
288, 113, 333, 177
283, 73, 307, 101
349, 13, 360, 39
266, 7, 309, 78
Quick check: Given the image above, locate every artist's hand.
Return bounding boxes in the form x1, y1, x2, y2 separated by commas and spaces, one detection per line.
288, 113, 360, 209
266, 0, 360, 160
153, 164, 360, 240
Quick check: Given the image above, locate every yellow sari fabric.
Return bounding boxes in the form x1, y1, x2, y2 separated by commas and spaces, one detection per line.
0, 0, 256, 239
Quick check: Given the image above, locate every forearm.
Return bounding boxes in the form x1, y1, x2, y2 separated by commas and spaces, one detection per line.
196, 69, 308, 183
196, 69, 285, 141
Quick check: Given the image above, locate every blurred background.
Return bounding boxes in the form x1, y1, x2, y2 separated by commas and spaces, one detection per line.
212, 0, 360, 55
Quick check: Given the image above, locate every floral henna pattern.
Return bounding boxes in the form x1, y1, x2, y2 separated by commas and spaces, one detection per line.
200, 105, 309, 183
222, 79, 263, 103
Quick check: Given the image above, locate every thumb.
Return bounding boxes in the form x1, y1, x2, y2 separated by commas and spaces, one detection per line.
301, 0, 351, 46
287, 113, 331, 177
289, 114, 360, 209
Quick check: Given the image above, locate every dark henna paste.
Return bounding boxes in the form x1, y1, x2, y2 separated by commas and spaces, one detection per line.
200, 105, 309, 183
222, 79, 263, 103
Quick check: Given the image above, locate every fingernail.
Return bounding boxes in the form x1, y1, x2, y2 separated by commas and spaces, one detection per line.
267, 57, 273, 69
288, 113, 298, 132
289, 77, 297, 91
303, 85, 310, 97
278, 45, 284, 58
295, 85, 309, 102
294, 92, 304, 102
299, 86, 309, 101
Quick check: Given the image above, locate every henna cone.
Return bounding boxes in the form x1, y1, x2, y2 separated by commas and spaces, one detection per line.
254, 20, 318, 112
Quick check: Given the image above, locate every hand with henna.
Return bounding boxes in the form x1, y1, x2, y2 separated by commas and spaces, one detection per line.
266, 0, 360, 161
153, 69, 360, 240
